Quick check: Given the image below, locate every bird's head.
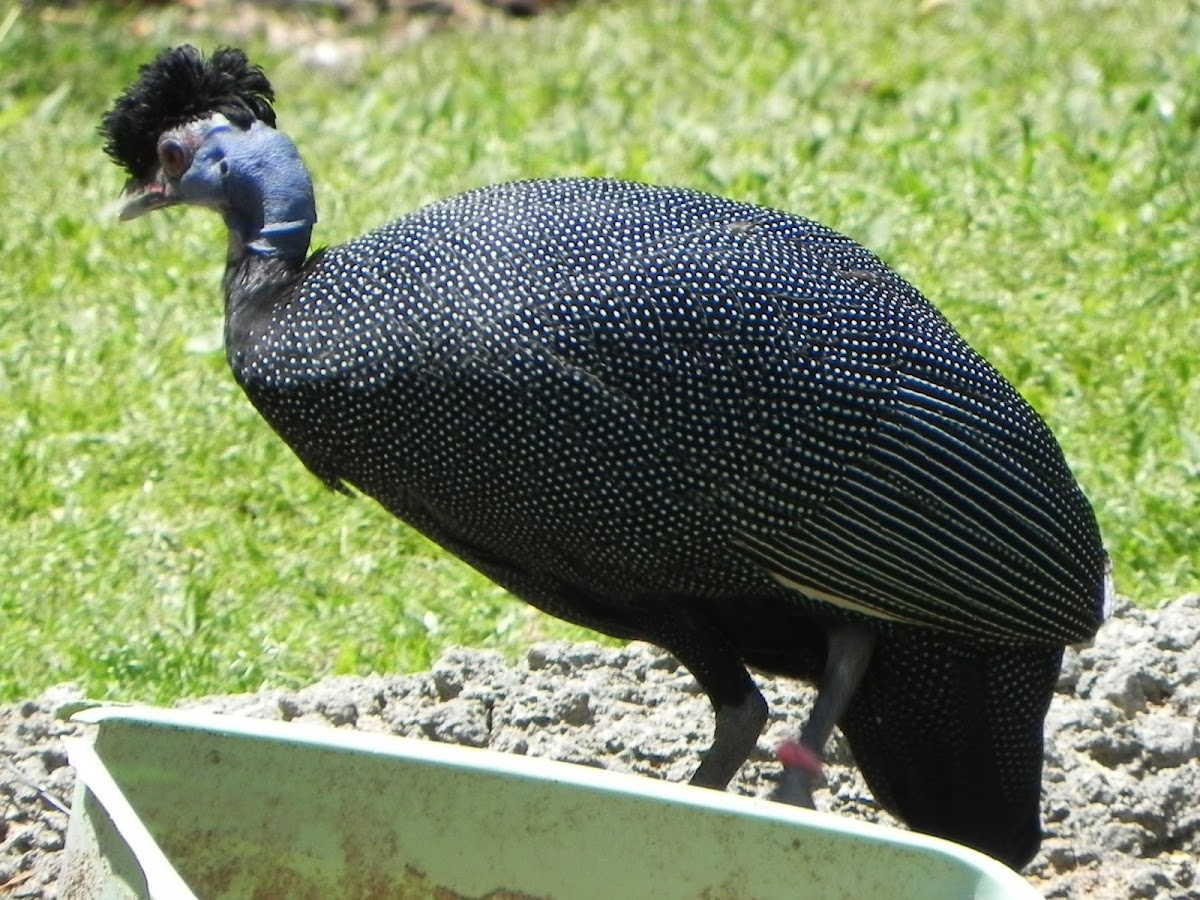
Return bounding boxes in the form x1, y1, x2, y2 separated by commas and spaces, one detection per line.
100, 45, 315, 262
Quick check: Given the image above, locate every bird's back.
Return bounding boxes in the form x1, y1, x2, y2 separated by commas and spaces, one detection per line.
230, 177, 1109, 647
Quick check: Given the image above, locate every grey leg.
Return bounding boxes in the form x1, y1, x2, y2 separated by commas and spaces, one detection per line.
774, 624, 876, 806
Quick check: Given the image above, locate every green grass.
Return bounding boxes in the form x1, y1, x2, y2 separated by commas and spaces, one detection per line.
0, 0, 1196, 703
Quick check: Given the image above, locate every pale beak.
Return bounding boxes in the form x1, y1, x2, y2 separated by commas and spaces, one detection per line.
118, 172, 178, 222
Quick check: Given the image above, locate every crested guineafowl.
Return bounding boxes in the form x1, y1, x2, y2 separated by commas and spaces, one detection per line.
100, 46, 1111, 869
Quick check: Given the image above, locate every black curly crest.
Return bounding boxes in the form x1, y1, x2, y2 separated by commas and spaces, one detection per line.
100, 45, 276, 181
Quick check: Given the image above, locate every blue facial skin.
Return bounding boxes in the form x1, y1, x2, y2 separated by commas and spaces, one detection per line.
128, 116, 317, 264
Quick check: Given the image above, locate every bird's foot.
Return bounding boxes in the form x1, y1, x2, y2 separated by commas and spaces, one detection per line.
771, 740, 821, 807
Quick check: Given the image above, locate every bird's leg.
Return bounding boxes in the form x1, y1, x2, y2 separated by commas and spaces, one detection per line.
648, 616, 769, 792
691, 686, 769, 790
774, 624, 876, 807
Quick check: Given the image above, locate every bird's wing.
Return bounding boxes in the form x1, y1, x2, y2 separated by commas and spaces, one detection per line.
727, 274, 1112, 646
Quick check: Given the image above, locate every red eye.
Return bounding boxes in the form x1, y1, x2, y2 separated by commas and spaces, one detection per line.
158, 137, 192, 178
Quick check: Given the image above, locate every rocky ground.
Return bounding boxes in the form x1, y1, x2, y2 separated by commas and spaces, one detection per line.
2, 595, 1199, 898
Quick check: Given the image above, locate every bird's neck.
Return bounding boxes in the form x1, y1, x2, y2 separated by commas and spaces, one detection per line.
223, 246, 310, 374
223, 129, 317, 270
220, 139, 318, 367
223, 195, 315, 270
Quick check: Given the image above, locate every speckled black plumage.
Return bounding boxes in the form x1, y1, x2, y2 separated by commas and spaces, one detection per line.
232, 180, 1107, 641
104, 49, 1111, 870
227, 179, 1106, 863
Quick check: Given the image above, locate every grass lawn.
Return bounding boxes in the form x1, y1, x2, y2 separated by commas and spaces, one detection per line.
0, 0, 1196, 703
